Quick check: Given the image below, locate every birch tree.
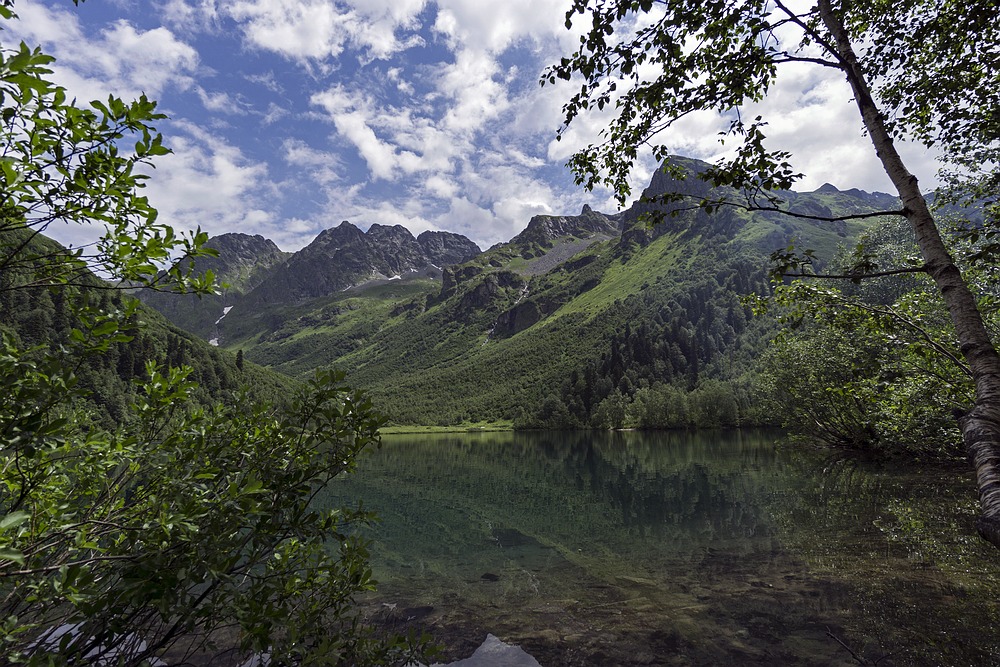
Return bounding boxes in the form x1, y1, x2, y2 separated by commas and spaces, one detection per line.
545, 0, 1000, 546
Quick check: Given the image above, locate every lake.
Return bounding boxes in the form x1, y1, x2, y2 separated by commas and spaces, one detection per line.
317, 430, 1000, 666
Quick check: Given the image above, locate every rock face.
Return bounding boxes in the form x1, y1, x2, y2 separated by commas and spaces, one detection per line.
510, 205, 620, 249
198, 233, 287, 293
417, 231, 482, 267
136, 233, 288, 338
241, 221, 481, 307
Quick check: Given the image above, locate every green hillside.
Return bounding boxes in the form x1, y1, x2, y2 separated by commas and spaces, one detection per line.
0, 229, 295, 425
217, 161, 895, 427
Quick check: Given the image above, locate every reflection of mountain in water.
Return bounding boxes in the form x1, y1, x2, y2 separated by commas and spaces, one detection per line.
320, 430, 1000, 666
318, 430, 793, 572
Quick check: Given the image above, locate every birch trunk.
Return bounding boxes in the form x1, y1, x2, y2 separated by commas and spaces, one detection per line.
819, 0, 1000, 547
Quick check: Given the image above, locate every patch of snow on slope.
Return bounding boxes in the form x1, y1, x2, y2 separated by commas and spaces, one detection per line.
215, 305, 234, 325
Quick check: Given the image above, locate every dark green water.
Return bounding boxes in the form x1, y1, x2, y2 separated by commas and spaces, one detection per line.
317, 430, 1000, 666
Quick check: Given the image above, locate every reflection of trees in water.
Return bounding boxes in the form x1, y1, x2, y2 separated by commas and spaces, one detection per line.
763, 451, 1000, 665
319, 430, 798, 568
321, 431, 1000, 664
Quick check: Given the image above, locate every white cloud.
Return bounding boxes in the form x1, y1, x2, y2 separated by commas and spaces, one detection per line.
159, 0, 221, 32
737, 62, 941, 193
425, 174, 458, 199
437, 48, 509, 133
223, 0, 427, 64
261, 102, 290, 125
245, 71, 283, 94
196, 86, 245, 114
9, 4, 198, 103
433, 0, 571, 53
226, 0, 349, 62
282, 138, 344, 185
310, 85, 463, 181
311, 89, 401, 180
143, 122, 281, 239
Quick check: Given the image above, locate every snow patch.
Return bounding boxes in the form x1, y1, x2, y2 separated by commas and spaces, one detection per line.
209, 338, 219, 347
389, 275, 401, 281
214, 305, 234, 325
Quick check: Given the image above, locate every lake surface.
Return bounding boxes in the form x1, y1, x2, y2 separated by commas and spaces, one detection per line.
317, 430, 1000, 666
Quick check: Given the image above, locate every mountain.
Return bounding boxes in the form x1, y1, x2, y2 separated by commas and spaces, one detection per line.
143, 157, 899, 427
137, 233, 288, 339
240, 222, 480, 307
140, 223, 480, 345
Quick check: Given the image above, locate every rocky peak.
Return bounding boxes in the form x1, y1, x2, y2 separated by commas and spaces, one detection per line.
207, 233, 281, 259
417, 231, 482, 266
512, 208, 619, 248
237, 221, 480, 306
313, 220, 365, 247
367, 223, 416, 243
183, 232, 287, 292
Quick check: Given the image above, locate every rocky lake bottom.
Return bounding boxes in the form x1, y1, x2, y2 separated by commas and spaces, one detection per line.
319, 430, 1000, 666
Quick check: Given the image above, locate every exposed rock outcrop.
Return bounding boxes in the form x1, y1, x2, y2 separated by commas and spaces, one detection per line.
241, 221, 481, 307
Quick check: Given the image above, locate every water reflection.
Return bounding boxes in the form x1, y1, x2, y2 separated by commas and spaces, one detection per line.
318, 430, 1000, 666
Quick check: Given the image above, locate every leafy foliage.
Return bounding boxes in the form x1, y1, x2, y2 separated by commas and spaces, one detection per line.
0, 347, 425, 664
0, 12, 213, 294
0, 3, 429, 664
755, 219, 1000, 456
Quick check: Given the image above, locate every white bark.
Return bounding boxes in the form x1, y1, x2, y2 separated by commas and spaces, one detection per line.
819, 0, 1000, 547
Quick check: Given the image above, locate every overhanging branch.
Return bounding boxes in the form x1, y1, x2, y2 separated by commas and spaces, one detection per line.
783, 266, 928, 280
639, 190, 907, 223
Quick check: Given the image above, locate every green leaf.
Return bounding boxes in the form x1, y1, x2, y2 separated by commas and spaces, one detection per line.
0, 547, 25, 566
0, 511, 30, 532
92, 321, 119, 336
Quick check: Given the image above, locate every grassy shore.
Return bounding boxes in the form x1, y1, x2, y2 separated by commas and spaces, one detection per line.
380, 422, 513, 435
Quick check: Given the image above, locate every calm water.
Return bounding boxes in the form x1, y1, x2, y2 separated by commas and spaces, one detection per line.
317, 430, 1000, 666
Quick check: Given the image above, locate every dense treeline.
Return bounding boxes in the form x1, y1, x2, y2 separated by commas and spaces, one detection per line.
755, 218, 998, 458
0, 274, 292, 426
517, 249, 777, 429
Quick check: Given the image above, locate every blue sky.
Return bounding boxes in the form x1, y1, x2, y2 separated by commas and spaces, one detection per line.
6, 0, 938, 251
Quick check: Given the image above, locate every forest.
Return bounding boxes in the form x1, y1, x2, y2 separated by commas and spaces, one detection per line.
2, 0, 999, 665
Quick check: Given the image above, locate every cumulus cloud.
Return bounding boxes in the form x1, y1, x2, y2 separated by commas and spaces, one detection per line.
433, 0, 572, 53
7, 0, 944, 256
142, 122, 284, 240
8, 3, 198, 103
222, 0, 427, 64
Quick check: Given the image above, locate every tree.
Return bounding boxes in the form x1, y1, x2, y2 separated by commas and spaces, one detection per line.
545, 0, 1000, 546
0, 2, 427, 664
757, 218, 991, 456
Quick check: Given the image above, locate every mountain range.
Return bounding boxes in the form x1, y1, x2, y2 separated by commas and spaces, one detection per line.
139, 157, 900, 426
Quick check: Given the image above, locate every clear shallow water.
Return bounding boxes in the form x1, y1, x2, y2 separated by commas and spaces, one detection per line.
317, 430, 1000, 666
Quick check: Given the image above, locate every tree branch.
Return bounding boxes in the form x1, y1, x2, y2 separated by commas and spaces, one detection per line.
784, 266, 928, 280
640, 191, 907, 223
773, 55, 842, 69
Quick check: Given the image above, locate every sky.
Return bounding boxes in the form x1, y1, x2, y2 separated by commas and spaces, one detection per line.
4, 0, 939, 252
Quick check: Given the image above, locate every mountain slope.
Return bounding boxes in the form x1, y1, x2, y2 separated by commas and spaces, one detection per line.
147, 157, 899, 426
137, 233, 288, 339
0, 231, 295, 426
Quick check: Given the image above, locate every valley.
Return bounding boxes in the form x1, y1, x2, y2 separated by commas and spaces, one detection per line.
139, 157, 888, 428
